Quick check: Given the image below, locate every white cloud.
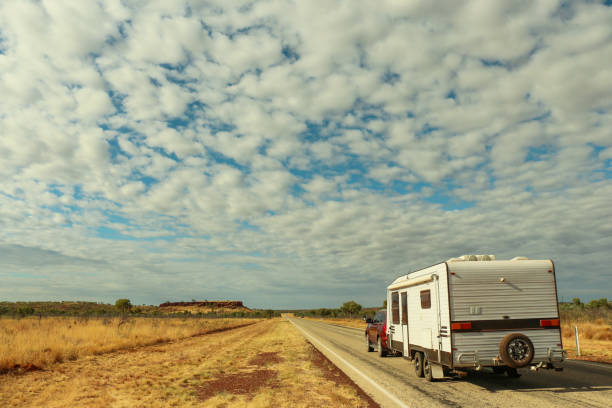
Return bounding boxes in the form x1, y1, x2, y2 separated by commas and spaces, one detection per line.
0, 0, 611, 307
74, 87, 115, 120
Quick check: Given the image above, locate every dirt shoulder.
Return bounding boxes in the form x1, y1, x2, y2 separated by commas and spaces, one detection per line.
1, 319, 377, 407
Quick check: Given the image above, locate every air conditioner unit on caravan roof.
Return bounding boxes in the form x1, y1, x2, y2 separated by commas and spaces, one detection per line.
447, 254, 497, 262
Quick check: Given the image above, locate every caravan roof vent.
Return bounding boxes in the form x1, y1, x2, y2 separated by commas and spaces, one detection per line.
511, 256, 529, 261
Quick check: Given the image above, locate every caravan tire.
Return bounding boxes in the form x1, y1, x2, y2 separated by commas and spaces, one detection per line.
414, 352, 424, 377
423, 356, 434, 382
505, 368, 521, 378
499, 333, 534, 368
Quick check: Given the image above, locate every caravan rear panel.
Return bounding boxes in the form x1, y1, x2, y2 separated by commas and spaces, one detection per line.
448, 260, 563, 367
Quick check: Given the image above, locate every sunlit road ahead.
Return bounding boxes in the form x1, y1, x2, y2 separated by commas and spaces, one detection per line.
288, 317, 612, 408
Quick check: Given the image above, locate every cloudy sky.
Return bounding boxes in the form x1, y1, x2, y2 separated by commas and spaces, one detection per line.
1, 0, 611, 309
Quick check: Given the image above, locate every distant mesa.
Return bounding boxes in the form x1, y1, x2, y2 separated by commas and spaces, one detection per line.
159, 300, 249, 310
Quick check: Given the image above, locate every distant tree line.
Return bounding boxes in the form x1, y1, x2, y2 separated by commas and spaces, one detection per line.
566, 298, 611, 309
559, 298, 611, 322
0, 301, 279, 319
293, 301, 381, 319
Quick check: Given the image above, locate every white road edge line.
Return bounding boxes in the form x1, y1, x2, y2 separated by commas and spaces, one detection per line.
288, 318, 410, 408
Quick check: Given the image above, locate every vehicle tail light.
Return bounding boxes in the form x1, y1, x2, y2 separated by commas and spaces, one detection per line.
451, 322, 472, 330
540, 319, 560, 327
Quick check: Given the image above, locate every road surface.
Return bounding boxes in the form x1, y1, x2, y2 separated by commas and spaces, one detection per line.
288, 317, 612, 408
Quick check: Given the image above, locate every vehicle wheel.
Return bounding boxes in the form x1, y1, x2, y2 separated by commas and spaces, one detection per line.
499, 333, 534, 368
377, 337, 387, 357
423, 356, 434, 382
414, 352, 424, 377
505, 368, 521, 378
366, 335, 374, 352
492, 367, 505, 374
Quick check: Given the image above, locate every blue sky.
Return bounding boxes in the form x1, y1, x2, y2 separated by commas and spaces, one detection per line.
1, 0, 611, 308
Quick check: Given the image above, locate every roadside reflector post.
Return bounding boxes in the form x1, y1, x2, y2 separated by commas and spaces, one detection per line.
574, 326, 581, 357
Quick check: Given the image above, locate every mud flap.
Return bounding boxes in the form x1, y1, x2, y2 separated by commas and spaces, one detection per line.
431, 363, 445, 379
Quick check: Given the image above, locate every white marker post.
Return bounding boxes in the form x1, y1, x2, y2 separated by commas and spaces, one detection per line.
574, 326, 581, 357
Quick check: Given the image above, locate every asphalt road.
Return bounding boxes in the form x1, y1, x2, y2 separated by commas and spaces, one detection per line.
288, 317, 612, 408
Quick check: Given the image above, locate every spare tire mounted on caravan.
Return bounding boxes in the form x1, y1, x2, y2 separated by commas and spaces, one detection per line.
384, 255, 566, 380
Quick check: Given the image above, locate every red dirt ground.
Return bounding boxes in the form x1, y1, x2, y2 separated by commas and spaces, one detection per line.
197, 369, 279, 401
248, 351, 284, 366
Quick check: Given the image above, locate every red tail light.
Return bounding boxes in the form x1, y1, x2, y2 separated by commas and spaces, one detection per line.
451, 322, 472, 330
540, 319, 560, 327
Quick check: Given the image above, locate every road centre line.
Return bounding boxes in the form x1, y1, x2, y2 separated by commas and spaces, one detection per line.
288, 318, 410, 408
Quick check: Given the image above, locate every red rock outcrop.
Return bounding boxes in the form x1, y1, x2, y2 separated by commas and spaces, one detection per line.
158, 301, 248, 310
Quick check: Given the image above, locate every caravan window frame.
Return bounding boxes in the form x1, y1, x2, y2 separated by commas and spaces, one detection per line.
401, 292, 408, 324
420, 289, 431, 309
391, 291, 400, 324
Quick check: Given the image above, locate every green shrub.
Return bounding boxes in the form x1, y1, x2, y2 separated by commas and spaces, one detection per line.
115, 299, 132, 314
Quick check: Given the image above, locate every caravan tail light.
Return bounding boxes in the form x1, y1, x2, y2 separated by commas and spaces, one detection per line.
451, 322, 472, 330
540, 319, 560, 327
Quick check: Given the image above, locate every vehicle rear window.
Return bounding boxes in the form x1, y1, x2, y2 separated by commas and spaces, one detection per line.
401, 292, 408, 324
391, 291, 400, 324
420, 290, 431, 309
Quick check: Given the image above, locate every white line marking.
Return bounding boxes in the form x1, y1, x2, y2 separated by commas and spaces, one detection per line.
288, 318, 410, 408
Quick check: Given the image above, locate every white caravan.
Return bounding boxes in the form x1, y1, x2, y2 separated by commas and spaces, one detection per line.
385, 255, 566, 380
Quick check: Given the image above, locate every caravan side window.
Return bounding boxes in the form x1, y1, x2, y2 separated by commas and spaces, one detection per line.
391, 292, 400, 324
420, 290, 431, 309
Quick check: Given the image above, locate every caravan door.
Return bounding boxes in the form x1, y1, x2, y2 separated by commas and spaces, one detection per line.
401, 291, 410, 357
389, 291, 403, 352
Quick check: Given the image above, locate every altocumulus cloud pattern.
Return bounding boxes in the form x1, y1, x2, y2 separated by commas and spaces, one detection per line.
0, 0, 611, 307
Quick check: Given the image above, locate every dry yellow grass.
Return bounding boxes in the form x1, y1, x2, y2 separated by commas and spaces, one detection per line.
0, 316, 259, 372
561, 319, 612, 363
0, 318, 375, 407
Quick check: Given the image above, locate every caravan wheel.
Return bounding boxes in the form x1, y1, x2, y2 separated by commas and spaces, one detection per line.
505, 368, 521, 378
414, 352, 424, 377
423, 356, 434, 382
499, 333, 534, 368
